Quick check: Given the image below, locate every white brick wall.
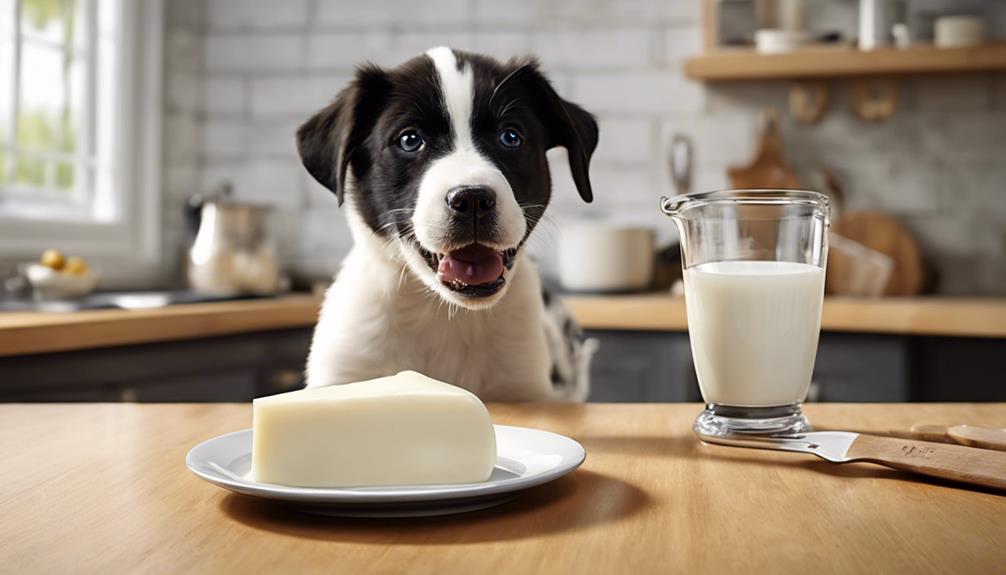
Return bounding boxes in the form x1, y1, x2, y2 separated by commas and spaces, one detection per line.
206, 34, 306, 72
201, 120, 247, 160
532, 28, 651, 70
160, 0, 1006, 294
202, 77, 246, 115
207, 0, 312, 32
572, 70, 705, 114
593, 117, 654, 165
161, 0, 206, 283
201, 158, 304, 208
248, 74, 350, 117
314, 0, 471, 27
472, 0, 700, 26
306, 32, 394, 69
246, 118, 303, 157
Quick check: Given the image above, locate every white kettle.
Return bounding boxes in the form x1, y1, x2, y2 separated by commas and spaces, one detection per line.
186, 183, 280, 295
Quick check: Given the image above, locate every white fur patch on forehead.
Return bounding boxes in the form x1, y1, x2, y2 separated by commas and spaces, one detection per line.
426, 46, 475, 152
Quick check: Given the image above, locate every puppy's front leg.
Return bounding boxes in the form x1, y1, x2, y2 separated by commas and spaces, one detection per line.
304, 255, 397, 388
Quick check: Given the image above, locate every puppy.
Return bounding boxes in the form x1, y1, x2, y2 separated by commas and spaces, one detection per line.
297, 47, 598, 401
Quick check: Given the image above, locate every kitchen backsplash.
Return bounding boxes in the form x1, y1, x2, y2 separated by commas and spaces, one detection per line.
163, 0, 1006, 294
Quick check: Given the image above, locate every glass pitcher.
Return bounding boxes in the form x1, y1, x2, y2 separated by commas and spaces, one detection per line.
661, 190, 830, 436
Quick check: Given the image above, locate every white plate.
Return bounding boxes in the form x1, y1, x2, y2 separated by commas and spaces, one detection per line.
186, 425, 585, 517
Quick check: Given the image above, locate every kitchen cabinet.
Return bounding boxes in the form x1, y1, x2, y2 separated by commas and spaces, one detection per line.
0, 329, 311, 402
584, 330, 1006, 403
585, 331, 698, 402
1, 327, 1001, 403
912, 336, 1006, 401
586, 330, 913, 403
811, 334, 909, 402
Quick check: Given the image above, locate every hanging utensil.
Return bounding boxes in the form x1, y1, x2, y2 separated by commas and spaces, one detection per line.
669, 134, 693, 196
727, 109, 800, 189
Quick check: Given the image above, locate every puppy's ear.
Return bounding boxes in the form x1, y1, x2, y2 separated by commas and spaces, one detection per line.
508, 62, 599, 203
296, 65, 390, 205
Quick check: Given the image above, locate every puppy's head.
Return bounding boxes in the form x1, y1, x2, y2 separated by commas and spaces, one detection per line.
297, 47, 598, 309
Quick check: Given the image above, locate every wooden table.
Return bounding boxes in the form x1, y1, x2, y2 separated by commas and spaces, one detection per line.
2, 403, 1005, 574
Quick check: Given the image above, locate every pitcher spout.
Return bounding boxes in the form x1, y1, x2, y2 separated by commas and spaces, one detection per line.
660, 195, 686, 219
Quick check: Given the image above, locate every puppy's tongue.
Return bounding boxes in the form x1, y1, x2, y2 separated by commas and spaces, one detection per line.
438, 244, 504, 286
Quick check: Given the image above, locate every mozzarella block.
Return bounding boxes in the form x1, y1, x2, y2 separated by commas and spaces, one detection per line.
251, 371, 497, 487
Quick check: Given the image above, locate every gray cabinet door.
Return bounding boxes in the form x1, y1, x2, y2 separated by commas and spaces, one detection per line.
811, 334, 910, 402
585, 330, 698, 402
912, 336, 1006, 401
0, 328, 312, 402
585, 330, 912, 403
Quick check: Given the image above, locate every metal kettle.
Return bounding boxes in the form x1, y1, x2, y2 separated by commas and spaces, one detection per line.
186, 183, 280, 295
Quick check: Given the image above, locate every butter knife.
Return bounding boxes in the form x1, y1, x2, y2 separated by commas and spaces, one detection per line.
696, 431, 1006, 490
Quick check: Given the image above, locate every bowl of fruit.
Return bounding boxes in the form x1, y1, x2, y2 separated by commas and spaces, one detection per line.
25, 250, 98, 300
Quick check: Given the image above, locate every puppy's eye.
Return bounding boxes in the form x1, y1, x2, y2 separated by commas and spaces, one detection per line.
498, 128, 523, 149
398, 130, 425, 153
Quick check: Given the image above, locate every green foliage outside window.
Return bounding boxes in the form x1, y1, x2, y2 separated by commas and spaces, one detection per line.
22, 0, 76, 38
1, 0, 79, 192
0, 111, 77, 190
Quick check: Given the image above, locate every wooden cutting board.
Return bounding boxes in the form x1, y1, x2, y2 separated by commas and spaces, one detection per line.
728, 110, 800, 189
829, 210, 925, 296
728, 121, 924, 296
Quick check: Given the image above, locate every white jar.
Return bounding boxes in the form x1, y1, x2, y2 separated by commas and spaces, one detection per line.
935, 16, 986, 48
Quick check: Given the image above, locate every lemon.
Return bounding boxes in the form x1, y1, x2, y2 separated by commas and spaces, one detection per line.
64, 256, 89, 276
41, 249, 66, 270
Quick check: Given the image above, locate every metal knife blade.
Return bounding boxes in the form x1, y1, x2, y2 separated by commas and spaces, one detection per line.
696, 431, 860, 463
697, 430, 1006, 490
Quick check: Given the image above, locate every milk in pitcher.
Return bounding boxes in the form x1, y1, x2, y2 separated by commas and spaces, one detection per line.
683, 260, 825, 407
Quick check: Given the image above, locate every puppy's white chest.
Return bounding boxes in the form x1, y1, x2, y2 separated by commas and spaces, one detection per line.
387, 306, 545, 399
306, 250, 554, 401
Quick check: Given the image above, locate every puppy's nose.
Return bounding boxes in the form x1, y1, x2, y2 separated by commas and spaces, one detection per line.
446, 186, 496, 217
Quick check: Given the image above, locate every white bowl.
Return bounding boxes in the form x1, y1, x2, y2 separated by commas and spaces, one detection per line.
25, 264, 99, 300
558, 224, 655, 293
756, 29, 811, 54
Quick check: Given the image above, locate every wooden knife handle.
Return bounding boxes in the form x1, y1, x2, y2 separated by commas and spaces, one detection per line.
846, 434, 1006, 490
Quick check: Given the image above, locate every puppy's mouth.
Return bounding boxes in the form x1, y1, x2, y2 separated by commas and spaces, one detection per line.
418, 244, 518, 297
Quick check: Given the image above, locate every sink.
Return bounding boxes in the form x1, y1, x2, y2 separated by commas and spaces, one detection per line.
0, 290, 272, 312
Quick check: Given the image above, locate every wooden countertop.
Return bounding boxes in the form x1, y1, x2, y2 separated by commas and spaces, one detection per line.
1, 294, 1004, 357
0, 295, 322, 356
2, 403, 1004, 573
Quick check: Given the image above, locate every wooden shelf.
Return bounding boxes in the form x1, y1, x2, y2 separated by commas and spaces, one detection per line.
685, 43, 1006, 81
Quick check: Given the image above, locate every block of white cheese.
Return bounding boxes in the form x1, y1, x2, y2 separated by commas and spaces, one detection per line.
251, 371, 497, 487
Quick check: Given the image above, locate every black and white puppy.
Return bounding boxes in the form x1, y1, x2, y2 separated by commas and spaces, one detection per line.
297, 47, 598, 401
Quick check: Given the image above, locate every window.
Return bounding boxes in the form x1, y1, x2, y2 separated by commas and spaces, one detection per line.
0, 0, 161, 268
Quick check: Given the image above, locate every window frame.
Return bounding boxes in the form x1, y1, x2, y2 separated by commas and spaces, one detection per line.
0, 0, 163, 275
